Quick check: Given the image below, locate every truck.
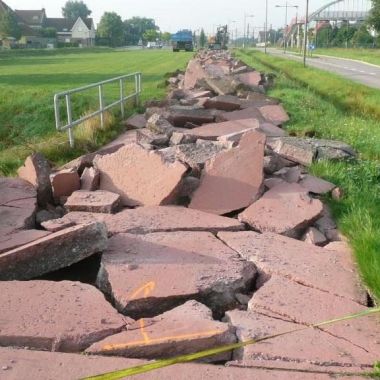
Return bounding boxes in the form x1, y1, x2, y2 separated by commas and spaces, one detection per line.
171, 30, 193, 52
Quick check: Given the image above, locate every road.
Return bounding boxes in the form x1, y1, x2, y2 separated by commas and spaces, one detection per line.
261, 48, 380, 90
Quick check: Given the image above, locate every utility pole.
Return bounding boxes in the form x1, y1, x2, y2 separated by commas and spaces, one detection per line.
303, 0, 309, 67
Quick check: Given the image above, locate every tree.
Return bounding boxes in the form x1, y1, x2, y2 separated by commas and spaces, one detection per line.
161, 32, 171, 44
40, 27, 57, 38
142, 29, 159, 42
199, 28, 206, 48
62, 1, 91, 21
123, 17, 159, 45
352, 24, 374, 47
0, 10, 21, 39
369, 0, 380, 33
97, 12, 124, 47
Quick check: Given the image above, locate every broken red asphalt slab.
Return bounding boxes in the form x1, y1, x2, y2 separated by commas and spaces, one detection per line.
0, 222, 107, 280
248, 275, 380, 356
225, 310, 376, 373
0, 348, 344, 380
50, 169, 80, 199
124, 114, 146, 129
238, 182, 323, 238
80, 167, 100, 191
42, 206, 244, 235
219, 106, 265, 123
259, 104, 289, 126
248, 275, 365, 325
302, 226, 328, 246
299, 174, 336, 194
65, 190, 121, 214
86, 300, 236, 362
184, 59, 206, 90
0, 229, 51, 254
217, 231, 367, 305
189, 130, 265, 215
185, 119, 260, 140
17, 153, 53, 207
96, 231, 256, 318
236, 71, 262, 87
94, 143, 187, 207
204, 95, 242, 111
0, 177, 37, 231
0, 280, 130, 352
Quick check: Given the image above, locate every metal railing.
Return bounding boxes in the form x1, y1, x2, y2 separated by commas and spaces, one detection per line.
54, 72, 142, 147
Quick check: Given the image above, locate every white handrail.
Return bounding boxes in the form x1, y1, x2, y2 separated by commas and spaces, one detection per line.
54, 72, 142, 147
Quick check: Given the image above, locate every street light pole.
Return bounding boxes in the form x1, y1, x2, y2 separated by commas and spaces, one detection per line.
243, 13, 254, 49
303, 0, 309, 67
265, 0, 268, 53
275, 3, 298, 54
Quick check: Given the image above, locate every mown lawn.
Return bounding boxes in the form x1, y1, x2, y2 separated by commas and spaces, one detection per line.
0, 48, 192, 175
238, 49, 380, 304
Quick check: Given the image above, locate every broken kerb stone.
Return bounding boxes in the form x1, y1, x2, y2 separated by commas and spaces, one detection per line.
17, 153, 53, 207
42, 206, 245, 235
204, 95, 242, 111
86, 301, 236, 362
167, 107, 216, 128
80, 167, 100, 191
94, 143, 187, 207
238, 182, 323, 237
65, 190, 122, 214
0, 222, 107, 280
0, 229, 51, 254
0, 280, 129, 352
217, 230, 367, 305
96, 231, 256, 319
50, 168, 80, 200
189, 130, 265, 215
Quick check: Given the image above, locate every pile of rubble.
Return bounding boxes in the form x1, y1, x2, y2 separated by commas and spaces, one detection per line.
0, 50, 378, 379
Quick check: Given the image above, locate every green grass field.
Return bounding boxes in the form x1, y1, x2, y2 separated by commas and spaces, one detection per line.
0, 48, 192, 175
238, 49, 380, 303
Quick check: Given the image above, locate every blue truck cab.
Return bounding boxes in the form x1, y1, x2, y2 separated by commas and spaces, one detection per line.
171, 30, 194, 52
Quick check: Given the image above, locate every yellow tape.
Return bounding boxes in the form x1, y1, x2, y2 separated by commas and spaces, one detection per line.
81, 307, 380, 380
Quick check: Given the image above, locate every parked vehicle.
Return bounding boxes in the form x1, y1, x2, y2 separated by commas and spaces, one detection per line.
171, 30, 193, 52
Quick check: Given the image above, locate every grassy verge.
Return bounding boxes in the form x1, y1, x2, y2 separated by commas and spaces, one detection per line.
314, 48, 380, 66
0, 48, 192, 175
238, 49, 380, 303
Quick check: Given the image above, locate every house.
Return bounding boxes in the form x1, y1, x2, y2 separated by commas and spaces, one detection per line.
0, 0, 95, 47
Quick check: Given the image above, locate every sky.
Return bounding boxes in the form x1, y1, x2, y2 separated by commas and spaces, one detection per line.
5, 0, 370, 36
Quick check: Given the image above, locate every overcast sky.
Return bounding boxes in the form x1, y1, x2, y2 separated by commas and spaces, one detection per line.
6, 0, 371, 35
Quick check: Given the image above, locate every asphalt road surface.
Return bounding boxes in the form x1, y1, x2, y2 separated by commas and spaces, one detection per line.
261, 48, 380, 90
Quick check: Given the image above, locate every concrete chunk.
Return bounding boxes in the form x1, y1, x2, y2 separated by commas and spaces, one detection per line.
95, 144, 187, 207
239, 183, 323, 237
0, 222, 108, 280
218, 231, 367, 304
0, 280, 128, 352
189, 130, 265, 215
86, 301, 236, 361
299, 174, 336, 194
96, 231, 256, 318
65, 190, 122, 214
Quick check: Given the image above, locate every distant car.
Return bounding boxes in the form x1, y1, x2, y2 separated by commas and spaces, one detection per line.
146, 42, 163, 49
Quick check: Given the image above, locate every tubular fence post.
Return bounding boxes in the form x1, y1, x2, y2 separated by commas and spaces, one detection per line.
134, 74, 139, 107
65, 94, 74, 148
119, 79, 125, 119
54, 94, 60, 131
99, 84, 104, 129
